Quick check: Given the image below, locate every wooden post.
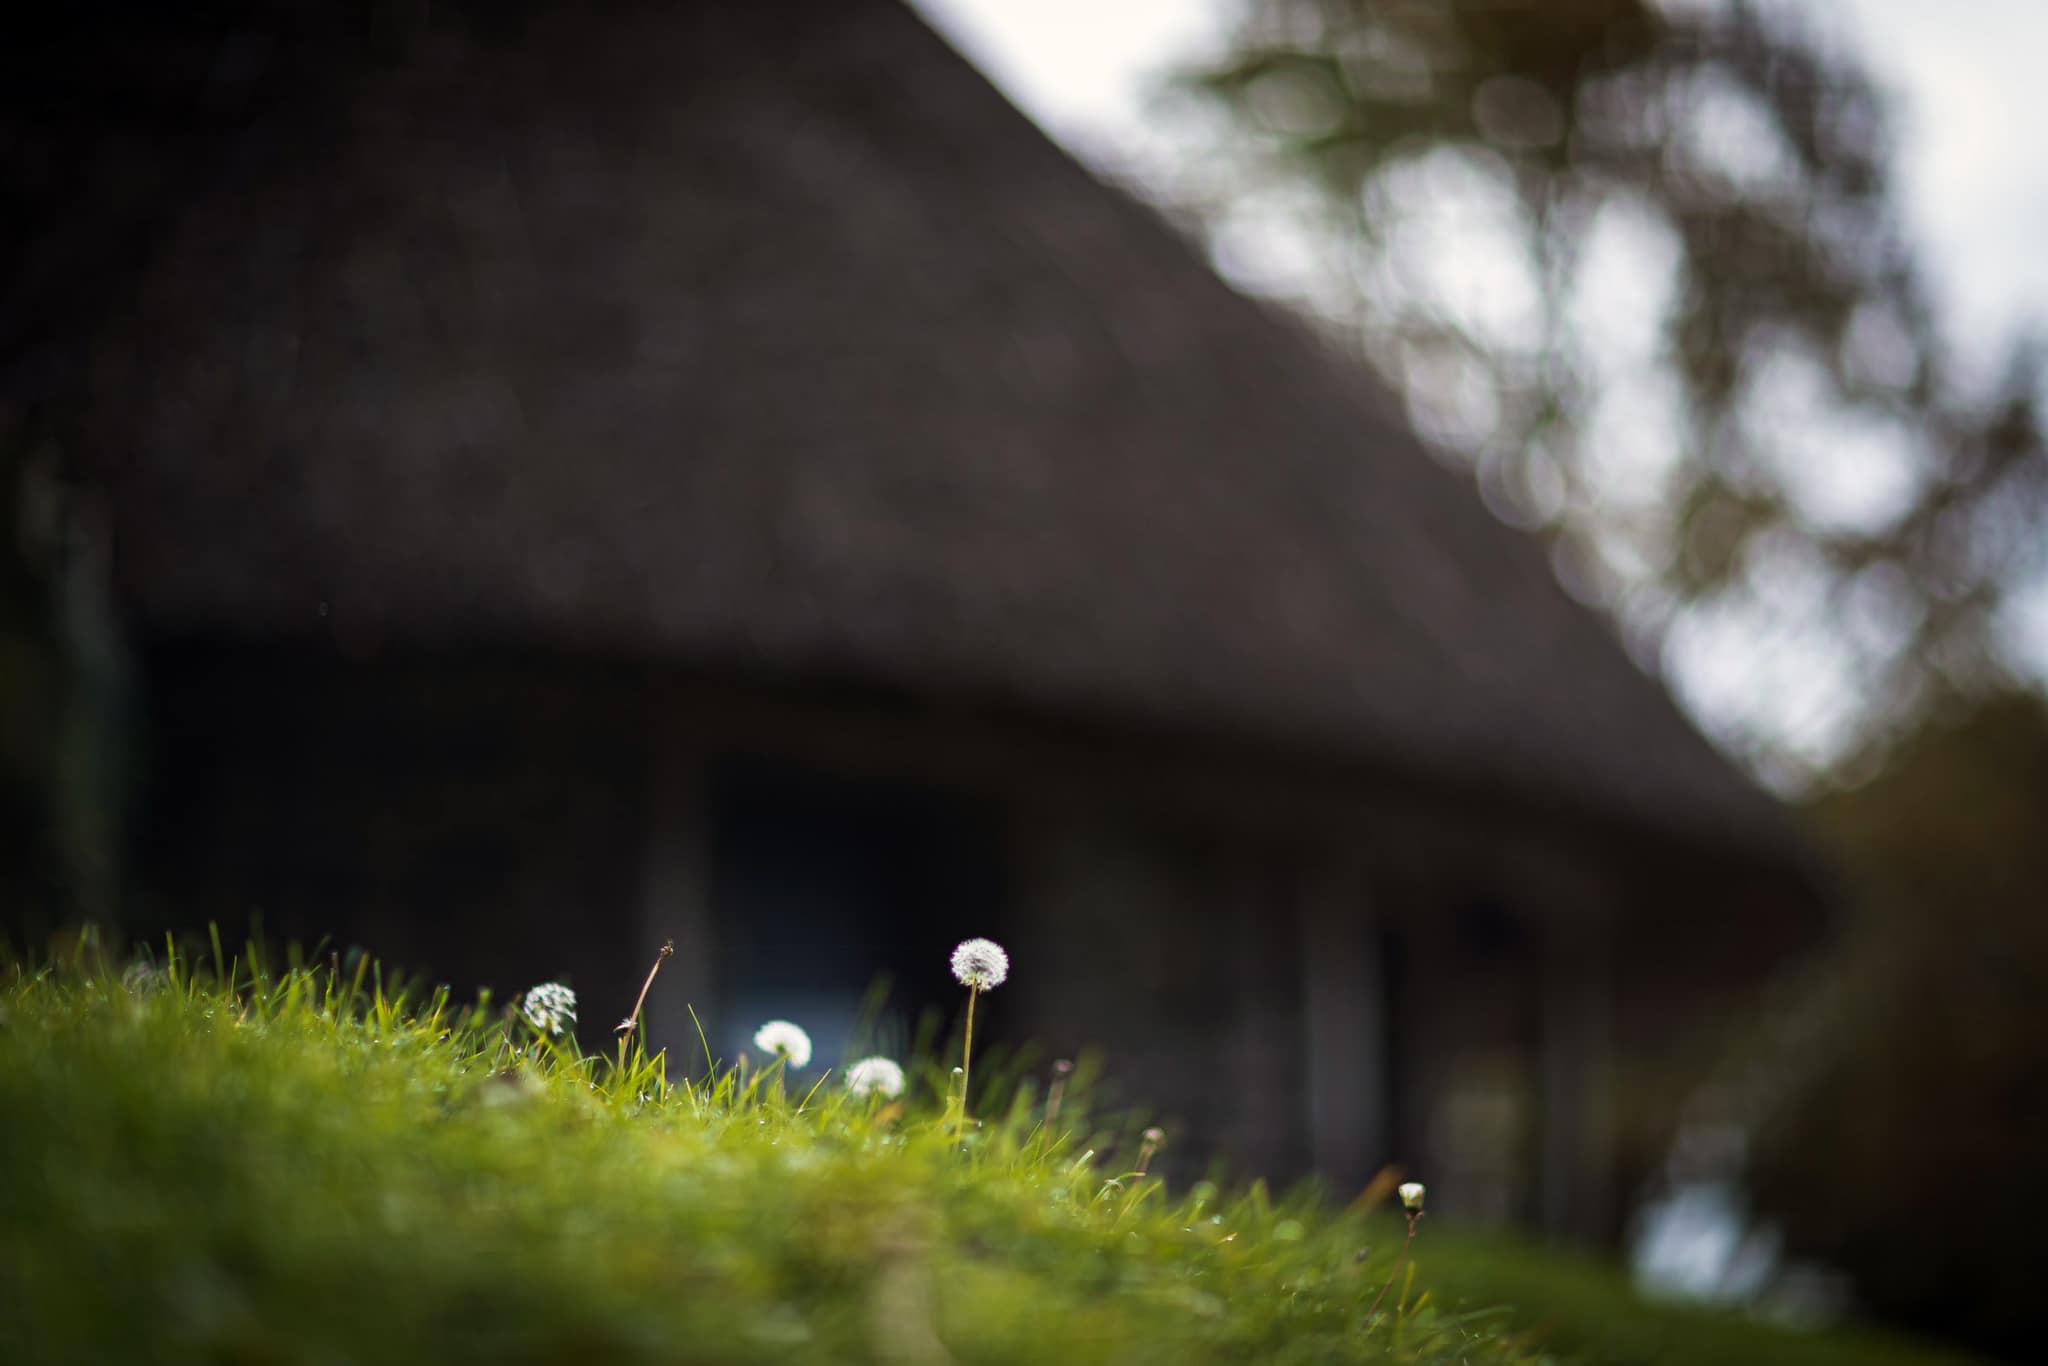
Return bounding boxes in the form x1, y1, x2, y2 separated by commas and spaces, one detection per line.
637, 698, 716, 1072
1539, 907, 1614, 1241
1300, 853, 1389, 1195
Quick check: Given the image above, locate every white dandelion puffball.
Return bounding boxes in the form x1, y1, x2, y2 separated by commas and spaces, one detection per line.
753, 1019, 813, 1068
950, 937, 1009, 990
1398, 1181, 1426, 1213
521, 982, 578, 1037
845, 1056, 906, 1099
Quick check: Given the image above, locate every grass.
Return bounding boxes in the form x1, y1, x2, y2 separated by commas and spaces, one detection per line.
1418, 1232, 1974, 1366
0, 940, 1980, 1365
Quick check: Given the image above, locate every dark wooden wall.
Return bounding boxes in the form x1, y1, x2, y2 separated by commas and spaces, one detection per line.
125, 639, 1816, 1240
131, 642, 650, 1016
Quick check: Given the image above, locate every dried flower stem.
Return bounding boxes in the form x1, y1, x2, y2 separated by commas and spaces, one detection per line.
614, 940, 675, 1039
1365, 1211, 1424, 1325
1045, 1059, 1074, 1131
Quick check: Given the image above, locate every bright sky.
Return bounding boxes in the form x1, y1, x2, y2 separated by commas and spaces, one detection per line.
1832, 0, 2048, 371
911, 0, 1224, 161
911, 0, 2048, 772
913, 0, 2048, 364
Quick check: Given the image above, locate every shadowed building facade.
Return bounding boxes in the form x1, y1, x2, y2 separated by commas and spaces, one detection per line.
7, 0, 1826, 1237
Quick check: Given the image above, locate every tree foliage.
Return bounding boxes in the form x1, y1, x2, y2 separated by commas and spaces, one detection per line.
1754, 694, 2048, 1358
1176, 0, 2048, 783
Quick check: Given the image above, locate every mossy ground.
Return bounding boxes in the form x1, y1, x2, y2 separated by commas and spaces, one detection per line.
0, 943, 1977, 1365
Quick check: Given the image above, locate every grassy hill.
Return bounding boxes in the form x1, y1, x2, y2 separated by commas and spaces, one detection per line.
0, 942, 1976, 1365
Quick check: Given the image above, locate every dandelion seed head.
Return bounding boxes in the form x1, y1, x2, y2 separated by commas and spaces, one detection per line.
845, 1056, 906, 1098
520, 982, 578, 1037
1399, 1181, 1426, 1212
753, 1019, 813, 1067
122, 962, 167, 997
950, 937, 1009, 990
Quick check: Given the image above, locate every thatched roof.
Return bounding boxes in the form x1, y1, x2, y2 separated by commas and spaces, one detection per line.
12, 1, 1791, 854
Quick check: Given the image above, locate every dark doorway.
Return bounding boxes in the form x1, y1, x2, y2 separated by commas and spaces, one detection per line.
707, 755, 1006, 1069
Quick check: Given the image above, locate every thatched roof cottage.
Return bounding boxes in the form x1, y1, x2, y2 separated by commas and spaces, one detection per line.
6, 0, 1825, 1236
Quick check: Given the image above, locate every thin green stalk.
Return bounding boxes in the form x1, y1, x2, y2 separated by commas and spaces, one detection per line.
796, 1068, 833, 1113
959, 985, 980, 1135
1366, 1212, 1423, 1327
686, 1002, 715, 1078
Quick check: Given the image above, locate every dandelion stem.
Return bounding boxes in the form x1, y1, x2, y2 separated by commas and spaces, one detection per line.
946, 937, 1006, 1141
1365, 1211, 1423, 1326
959, 985, 980, 1134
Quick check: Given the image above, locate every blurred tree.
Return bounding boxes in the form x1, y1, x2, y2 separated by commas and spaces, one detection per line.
0, 427, 123, 932
0, 5, 241, 931
1174, 0, 2048, 784
1179, 5, 2048, 1353
1748, 694, 2048, 1359
0, 431, 67, 918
